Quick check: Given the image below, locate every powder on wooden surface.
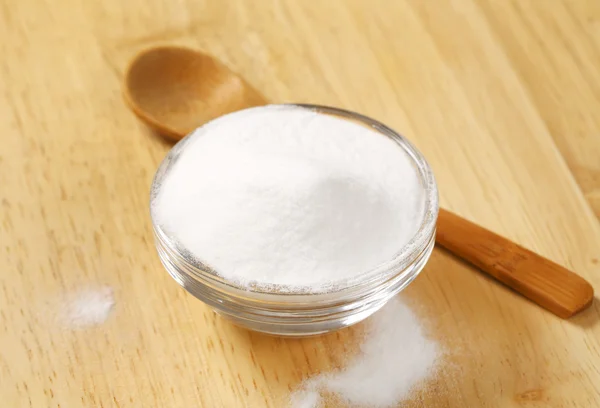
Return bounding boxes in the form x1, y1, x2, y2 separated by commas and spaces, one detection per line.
61, 286, 115, 328
153, 105, 425, 292
290, 297, 438, 407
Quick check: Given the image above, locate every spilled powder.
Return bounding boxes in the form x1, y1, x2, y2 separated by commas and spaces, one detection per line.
60, 286, 115, 328
291, 298, 438, 407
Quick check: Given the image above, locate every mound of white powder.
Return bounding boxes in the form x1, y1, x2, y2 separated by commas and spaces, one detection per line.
153, 105, 424, 291
290, 298, 438, 407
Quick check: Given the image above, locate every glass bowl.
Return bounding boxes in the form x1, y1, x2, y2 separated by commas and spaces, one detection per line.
150, 104, 439, 336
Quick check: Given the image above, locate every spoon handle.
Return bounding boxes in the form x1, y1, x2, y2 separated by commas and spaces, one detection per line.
436, 208, 594, 318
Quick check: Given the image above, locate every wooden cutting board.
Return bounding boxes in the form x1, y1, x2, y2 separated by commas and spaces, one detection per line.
1, 0, 599, 406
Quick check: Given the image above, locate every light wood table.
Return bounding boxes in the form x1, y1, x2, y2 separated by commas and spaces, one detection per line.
1, 1, 599, 406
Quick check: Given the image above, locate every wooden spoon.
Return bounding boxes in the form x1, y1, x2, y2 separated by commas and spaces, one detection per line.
123, 46, 265, 141
436, 209, 593, 318
124, 46, 594, 318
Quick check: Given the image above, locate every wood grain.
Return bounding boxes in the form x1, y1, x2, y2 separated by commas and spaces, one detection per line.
1, 0, 599, 407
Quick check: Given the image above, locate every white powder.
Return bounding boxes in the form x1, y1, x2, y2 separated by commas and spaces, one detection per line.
290, 297, 438, 407
153, 105, 424, 291
61, 286, 115, 328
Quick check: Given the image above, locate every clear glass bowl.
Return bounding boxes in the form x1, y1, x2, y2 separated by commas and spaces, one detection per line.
150, 104, 439, 336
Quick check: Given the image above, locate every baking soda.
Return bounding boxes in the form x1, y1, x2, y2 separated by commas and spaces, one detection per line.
291, 298, 438, 407
153, 105, 425, 291
61, 286, 115, 328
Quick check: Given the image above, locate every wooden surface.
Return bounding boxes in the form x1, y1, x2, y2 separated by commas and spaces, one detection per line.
1, 0, 599, 407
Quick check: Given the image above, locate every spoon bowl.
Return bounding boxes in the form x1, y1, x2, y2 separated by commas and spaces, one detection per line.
123, 46, 265, 140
